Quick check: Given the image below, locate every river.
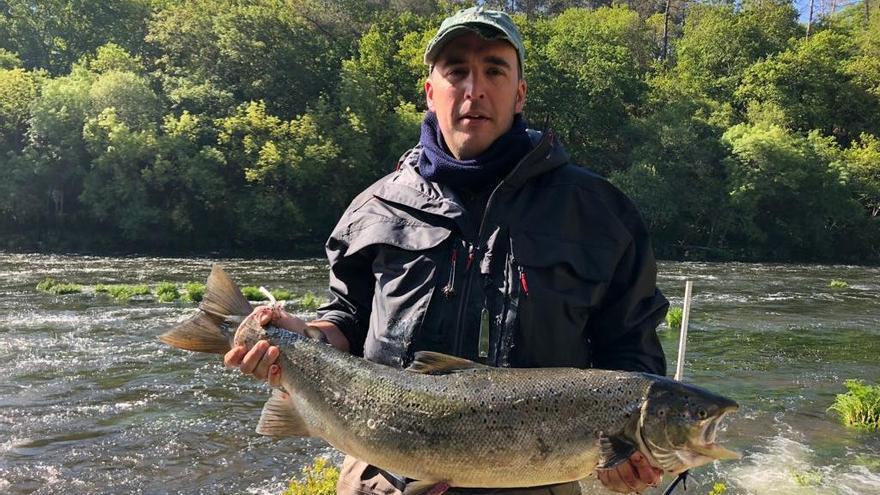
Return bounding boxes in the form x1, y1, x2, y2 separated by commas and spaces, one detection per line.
0, 254, 878, 494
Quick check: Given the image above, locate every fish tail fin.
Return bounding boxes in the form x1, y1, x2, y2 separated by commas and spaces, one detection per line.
256, 389, 313, 437
159, 264, 252, 354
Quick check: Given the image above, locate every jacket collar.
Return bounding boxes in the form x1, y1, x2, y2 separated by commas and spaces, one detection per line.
373, 129, 569, 220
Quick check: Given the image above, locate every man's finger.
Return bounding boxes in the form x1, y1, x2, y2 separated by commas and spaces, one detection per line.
268, 365, 282, 387
630, 452, 661, 486
240, 340, 269, 374
253, 345, 280, 380
597, 467, 628, 493
224, 346, 246, 368
614, 460, 643, 492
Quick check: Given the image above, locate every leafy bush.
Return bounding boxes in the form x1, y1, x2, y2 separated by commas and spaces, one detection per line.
155, 282, 180, 302
183, 282, 205, 303
666, 306, 683, 329
828, 379, 880, 430
282, 457, 339, 495
298, 292, 326, 311
829, 279, 849, 288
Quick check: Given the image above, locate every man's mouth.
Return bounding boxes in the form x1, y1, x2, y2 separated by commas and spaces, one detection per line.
459, 113, 490, 121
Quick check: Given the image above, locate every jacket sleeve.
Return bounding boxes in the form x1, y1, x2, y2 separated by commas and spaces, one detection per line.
587, 195, 668, 376
316, 208, 376, 358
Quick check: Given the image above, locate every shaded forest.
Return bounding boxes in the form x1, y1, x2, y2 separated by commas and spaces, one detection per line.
1, 0, 878, 261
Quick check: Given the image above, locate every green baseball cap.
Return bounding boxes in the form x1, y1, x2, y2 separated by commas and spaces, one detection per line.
424, 7, 525, 75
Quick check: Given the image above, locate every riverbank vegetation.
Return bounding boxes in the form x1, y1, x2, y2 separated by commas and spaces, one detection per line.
2, 0, 878, 262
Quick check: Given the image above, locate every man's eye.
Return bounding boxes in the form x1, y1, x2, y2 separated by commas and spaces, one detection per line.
487, 68, 504, 76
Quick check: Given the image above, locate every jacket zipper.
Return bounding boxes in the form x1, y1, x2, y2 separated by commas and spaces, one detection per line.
449, 133, 554, 357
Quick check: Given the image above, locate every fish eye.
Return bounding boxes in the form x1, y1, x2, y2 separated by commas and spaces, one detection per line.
658, 408, 666, 417
697, 409, 708, 419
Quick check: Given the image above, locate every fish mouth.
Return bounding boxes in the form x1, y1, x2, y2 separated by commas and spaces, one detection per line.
687, 410, 741, 461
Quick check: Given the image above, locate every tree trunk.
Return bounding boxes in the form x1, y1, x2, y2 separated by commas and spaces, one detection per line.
661, 0, 672, 60
807, 0, 815, 37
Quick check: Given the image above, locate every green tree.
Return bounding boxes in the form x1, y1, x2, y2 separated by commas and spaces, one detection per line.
722, 122, 864, 259
673, 1, 801, 102
736, 30, 880, 143
527, 7, 652, 174
147, 0, 344, 117
0, 0, 156, 73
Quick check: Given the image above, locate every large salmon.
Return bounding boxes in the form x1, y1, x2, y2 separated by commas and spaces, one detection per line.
160, 265, 739, 495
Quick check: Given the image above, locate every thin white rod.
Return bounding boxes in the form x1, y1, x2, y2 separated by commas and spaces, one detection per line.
674, 280, 693, 381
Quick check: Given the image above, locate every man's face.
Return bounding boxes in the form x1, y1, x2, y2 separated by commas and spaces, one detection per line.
425, 31, 527, 160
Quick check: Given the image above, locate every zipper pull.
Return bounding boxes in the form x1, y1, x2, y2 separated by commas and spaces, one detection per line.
479, 308, 489, 358
465, 244, 475, 272
519, 266, 529, 296
442, 248, 458, 298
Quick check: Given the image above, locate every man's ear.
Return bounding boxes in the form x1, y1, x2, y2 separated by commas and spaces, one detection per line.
425, 78, 435, 112
515, 78, 527, 114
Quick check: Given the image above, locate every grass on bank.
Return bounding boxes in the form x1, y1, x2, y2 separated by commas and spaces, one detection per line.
829, 279, 849, 289
828, 379, 880, 430
282, 457, 338, 495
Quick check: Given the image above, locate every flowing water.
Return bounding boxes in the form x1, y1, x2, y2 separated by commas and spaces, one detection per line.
0, 254, 878, 495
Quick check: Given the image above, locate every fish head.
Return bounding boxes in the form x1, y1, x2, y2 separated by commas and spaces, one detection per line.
637, 378, 740, 474
233, 315, 270, 349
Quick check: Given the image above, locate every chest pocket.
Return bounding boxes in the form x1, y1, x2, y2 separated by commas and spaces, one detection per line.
510, 231, 621, 368
344, 216, 452, 368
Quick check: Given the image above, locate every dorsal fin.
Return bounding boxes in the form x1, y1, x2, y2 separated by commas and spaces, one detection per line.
406, 351, 488, 375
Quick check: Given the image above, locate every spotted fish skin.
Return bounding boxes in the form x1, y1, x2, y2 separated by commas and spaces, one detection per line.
160, 265, 739, 491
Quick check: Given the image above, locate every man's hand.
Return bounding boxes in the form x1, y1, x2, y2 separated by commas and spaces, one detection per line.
223, 305, 306, 387
597, 452, 662, 494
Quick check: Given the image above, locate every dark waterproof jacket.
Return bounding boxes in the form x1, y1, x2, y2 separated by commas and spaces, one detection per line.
318, 129, 668, 375
321, 130, 668, 495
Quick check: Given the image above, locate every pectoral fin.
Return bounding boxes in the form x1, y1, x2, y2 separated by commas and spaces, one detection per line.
597, 434, 637, 469
255, 389, 312, 437
406, 351, 488, 375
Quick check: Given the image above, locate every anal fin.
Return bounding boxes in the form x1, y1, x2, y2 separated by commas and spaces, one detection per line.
256, 389, 312, 437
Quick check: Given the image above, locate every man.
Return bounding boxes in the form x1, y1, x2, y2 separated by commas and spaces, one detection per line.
225, 7, 668, 495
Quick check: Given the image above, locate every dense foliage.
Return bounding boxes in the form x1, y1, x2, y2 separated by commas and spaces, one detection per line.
1, 0, 878, 261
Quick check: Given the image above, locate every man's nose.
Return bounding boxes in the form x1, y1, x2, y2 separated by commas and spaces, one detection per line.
464, 71, 485, 100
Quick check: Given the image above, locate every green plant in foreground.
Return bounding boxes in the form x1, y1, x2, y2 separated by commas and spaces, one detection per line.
666, 306, 683, 329
298, 291, 325, 311
183, 282, 205, 303
829, 279, 849, 288
155, 282, 180, 302
829, 379, 880, 430
282, 457, 339, 495
707, 482, 727, 495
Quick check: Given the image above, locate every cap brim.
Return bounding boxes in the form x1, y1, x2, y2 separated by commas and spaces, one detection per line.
424, 24, 510, 65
